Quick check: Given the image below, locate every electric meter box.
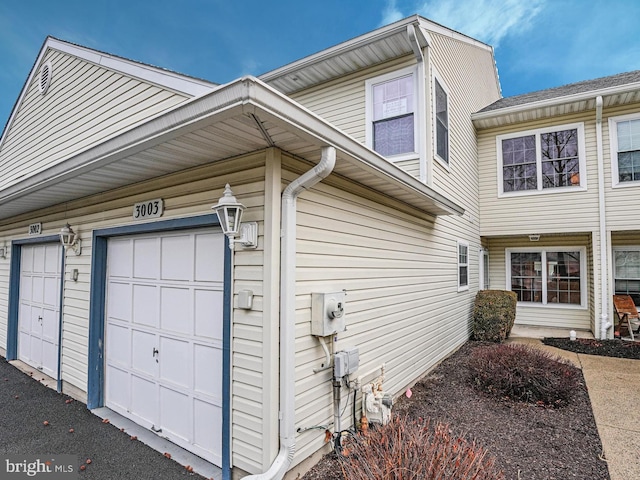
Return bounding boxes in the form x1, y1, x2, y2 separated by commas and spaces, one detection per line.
311, 291, 346, 337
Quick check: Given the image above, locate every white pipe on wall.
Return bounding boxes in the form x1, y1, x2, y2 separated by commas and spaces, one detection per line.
244, 146, 336, 480
595, 96, 612, 339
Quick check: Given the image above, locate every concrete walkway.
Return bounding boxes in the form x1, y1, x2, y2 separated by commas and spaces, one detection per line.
509, 338, 640, 480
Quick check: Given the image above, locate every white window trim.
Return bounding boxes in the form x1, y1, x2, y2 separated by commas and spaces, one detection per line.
505, 246, 587, 309
365, 65, 419, 163
612, 246, 640, 299
432, 68, 450, 171
609, 113, 640, 188
457, 240, 469, 292
496, 122, 588, 197
479, 247, 489, 290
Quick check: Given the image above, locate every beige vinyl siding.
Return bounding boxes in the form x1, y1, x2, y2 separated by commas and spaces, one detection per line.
0, 49, 190, 191
283, 155, 477, 468
428, 31, 501, 215
486, 234, 592, 330
602, 102, 640, 229
290, 56, 415, 146
478, 112, 601, 236
0, 244, 9, 354
0, 152, 270, 473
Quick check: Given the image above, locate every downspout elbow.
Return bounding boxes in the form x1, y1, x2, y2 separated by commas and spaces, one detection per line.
283, 147, 336, 202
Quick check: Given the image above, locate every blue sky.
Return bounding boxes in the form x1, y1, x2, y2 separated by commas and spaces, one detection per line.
1, 0, 640, 129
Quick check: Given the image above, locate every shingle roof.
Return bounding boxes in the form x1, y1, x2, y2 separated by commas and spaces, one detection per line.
479, 70, 640, 113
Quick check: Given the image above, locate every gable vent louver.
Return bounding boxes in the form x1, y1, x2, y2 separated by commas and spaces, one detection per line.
39, 61, 52, 95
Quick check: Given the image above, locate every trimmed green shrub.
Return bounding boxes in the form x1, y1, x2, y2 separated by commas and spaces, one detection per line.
468, 343, 581, 407
338, 415, 504, 479
471, 290, 517, 342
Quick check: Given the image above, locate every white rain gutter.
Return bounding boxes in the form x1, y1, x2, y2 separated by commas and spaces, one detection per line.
244, 146, 336, 480
596, 96, 611, 339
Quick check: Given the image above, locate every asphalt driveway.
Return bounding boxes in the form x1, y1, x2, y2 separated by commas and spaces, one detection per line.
0, 356, 208, 479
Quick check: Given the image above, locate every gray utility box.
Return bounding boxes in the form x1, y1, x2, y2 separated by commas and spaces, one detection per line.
311, 291, 346, 337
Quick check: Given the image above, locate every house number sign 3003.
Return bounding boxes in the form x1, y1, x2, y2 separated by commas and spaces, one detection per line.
132, 199, 164, 220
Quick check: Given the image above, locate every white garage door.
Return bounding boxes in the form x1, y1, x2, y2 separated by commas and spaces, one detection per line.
104, 229, 225, 466
18, 244, 62, 379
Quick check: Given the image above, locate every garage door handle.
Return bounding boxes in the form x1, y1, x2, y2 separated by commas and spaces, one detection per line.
153, 348, 159, 356
38, 316, 43, 323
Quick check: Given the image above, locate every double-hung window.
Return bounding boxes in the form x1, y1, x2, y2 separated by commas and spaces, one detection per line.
497, 123, 586, 195
507, 248, 585, 307
609, 114, 640, 186
613, 248, 640, 305
434, 77, 449, 165
458, 241, 469, 291
366, 67, 417, 159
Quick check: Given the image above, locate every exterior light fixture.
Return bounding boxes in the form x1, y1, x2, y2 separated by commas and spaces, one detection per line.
0, 245, 6, 259
212, 184, 258, 250
59, 223, 82, 255
529, 234, 540, 242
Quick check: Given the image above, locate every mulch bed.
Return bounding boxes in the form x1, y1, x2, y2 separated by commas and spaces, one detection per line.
543, 337, 640, 359
302, 341, 610, 480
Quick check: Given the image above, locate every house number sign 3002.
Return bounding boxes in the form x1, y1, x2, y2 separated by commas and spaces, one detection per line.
132, 199, 164, 220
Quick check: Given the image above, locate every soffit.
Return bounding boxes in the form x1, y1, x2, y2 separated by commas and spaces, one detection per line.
0, 78, 462, 221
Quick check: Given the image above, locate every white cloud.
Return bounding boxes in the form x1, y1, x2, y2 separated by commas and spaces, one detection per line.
380, 0, 405, 26
402, 0, 547, 47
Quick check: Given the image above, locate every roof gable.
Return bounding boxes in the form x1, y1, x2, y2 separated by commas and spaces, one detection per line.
0, 37, 217, 192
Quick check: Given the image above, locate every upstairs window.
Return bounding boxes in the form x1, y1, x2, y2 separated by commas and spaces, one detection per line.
366, 68, 417, 159
434, 77, 449, 164
610, 114, 640, 185
497, 123, 586, 195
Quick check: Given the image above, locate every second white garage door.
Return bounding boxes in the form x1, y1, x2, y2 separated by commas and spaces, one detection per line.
104, 229, 225, 466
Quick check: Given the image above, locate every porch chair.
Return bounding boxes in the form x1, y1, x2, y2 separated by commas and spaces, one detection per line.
613, 295, 639, 341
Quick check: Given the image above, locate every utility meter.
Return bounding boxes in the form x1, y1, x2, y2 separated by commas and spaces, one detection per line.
311, 291, 346, 336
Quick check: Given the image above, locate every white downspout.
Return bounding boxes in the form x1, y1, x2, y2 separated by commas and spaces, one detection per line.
596, 96, 612, 339
244, 146, 336, 480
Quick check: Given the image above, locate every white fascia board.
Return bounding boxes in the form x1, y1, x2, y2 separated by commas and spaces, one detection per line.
472, 82, 640, 127
46, 38, 217, 96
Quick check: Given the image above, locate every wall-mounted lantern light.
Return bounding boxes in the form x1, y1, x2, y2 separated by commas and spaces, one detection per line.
0, 244, 6, 259
59, 223, 82, 255
529, 234, 540, 242
212, 184, 258, 250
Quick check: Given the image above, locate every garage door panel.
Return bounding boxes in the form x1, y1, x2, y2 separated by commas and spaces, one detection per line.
131, 375, 158, 424
32, 247, 44, 273
195, 233, 224, 282
20, 276, 32, 300
160, 287, 191, 335
41, 308, 59, 342
106, 366, 129, 410
194, 344, 221, 398
132, 285, 159, 328
43, 277, 59, 306
161, 235, 193, 281
131, 330, 157, 377
41, 341, 58, 377
194, 289, 223, 341
134, 238, 160, 279
32, 276, 44, 303
29, 335, 42, 365
160, 386, 192, 441
44, 244, 60, 273
194, 399, 221, 455
106, 323, 131, 367
108, 240, 133, 278
107, 282, 132, 322
159, 336, 191, 387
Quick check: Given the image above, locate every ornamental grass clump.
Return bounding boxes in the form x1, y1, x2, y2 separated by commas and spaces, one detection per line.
338, 415, 504, 480
468, 343, 581, 407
